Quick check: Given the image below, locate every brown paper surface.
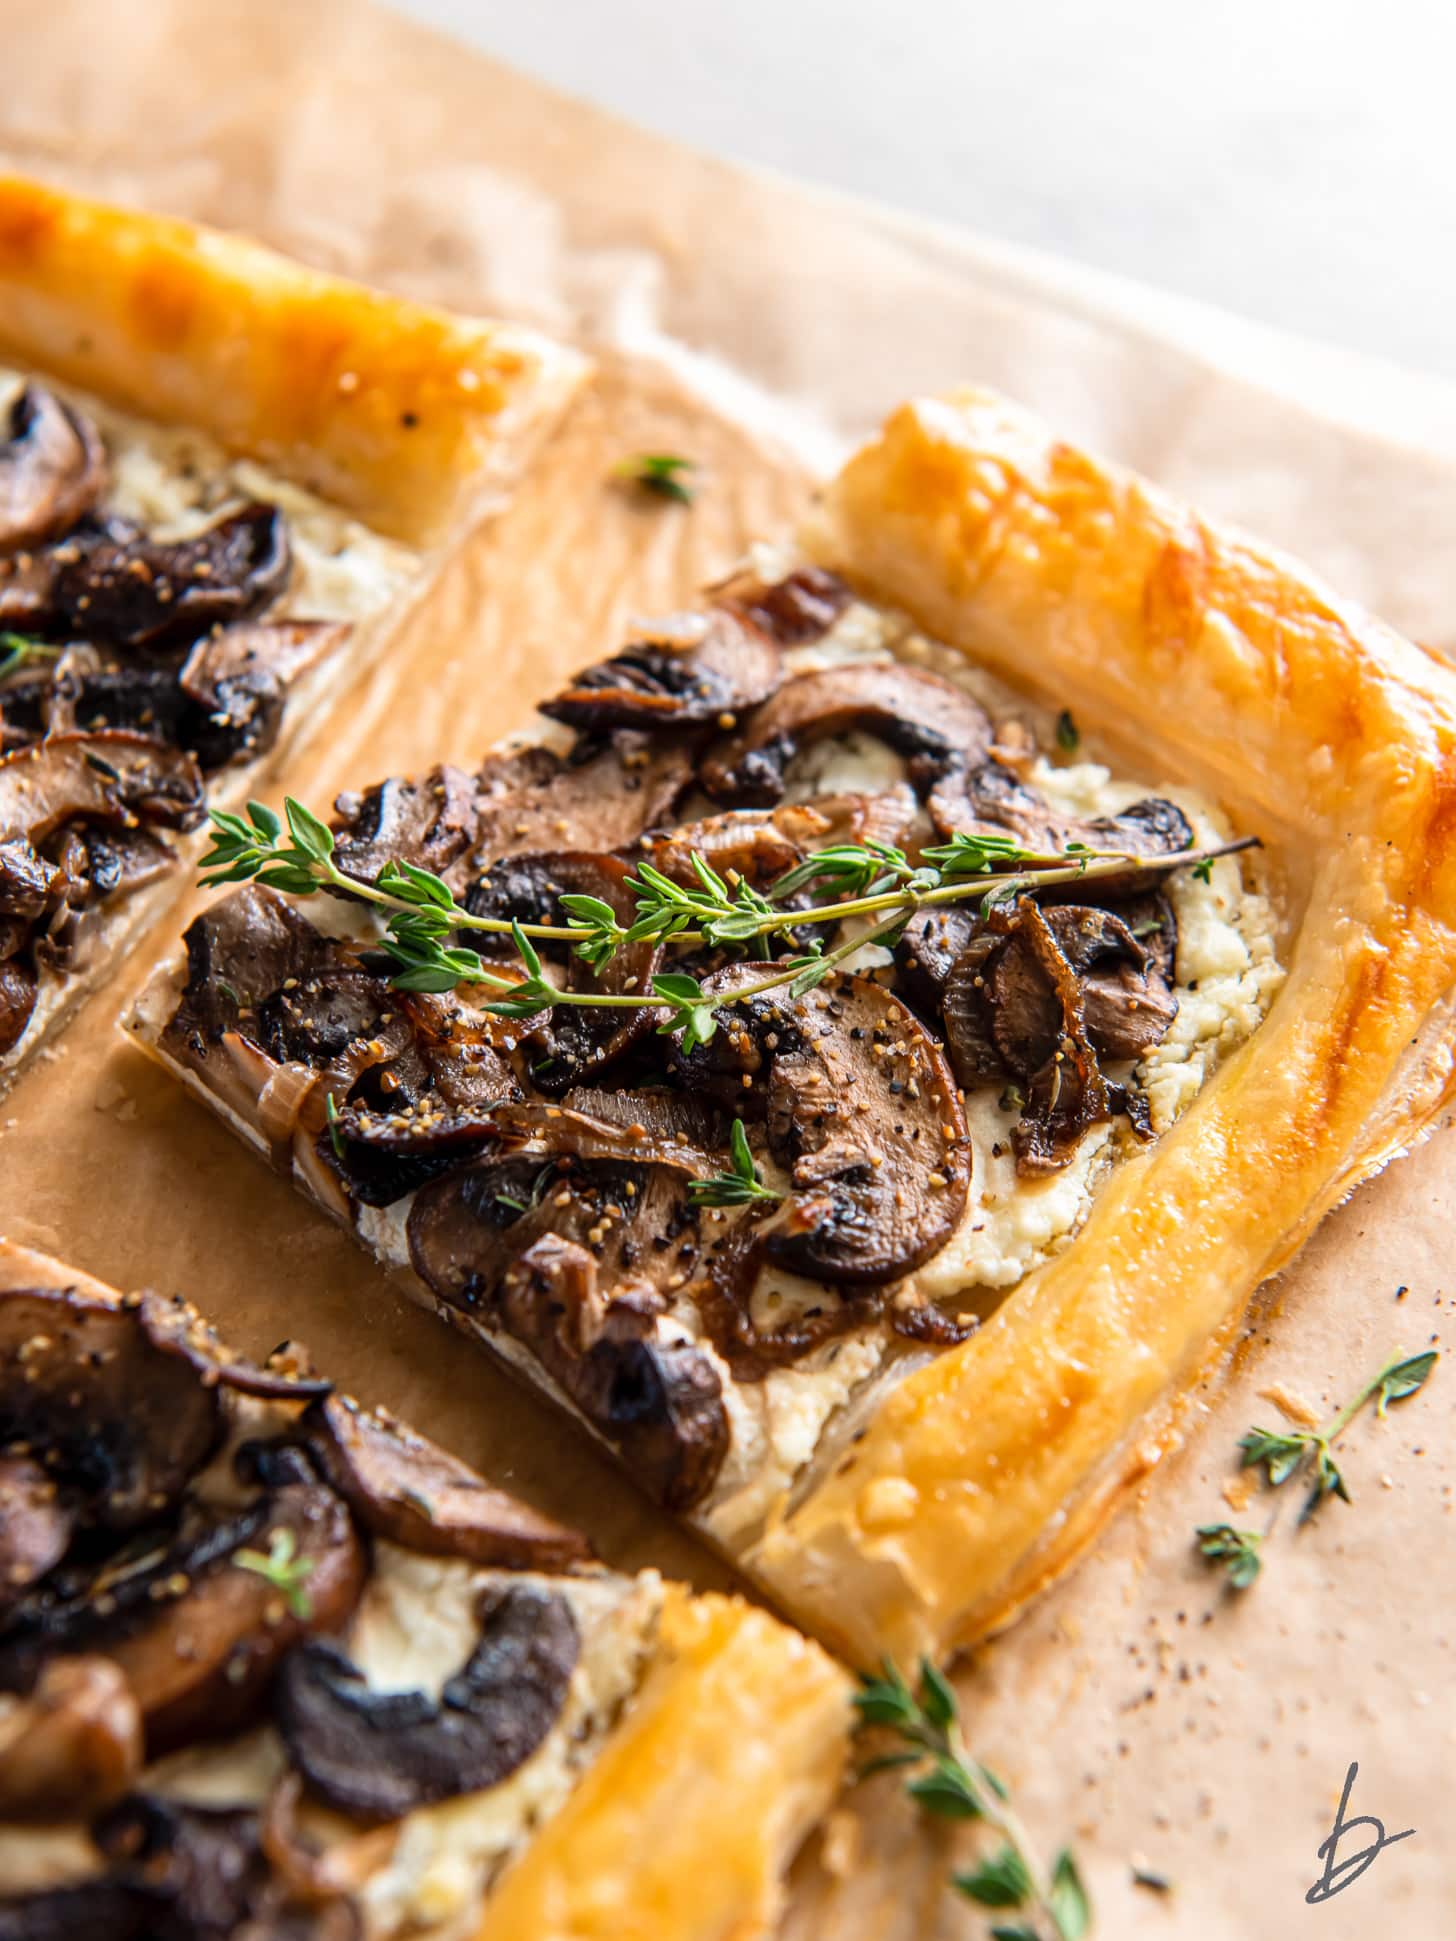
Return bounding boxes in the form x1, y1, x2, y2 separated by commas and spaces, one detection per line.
1, 4, 1452, 1935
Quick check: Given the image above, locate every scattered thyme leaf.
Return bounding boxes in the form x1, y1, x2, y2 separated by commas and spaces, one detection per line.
324, 1093, 345, 1162
1054, 708, 1080, 753
615, 452, 698, 505
235, 1527, 315, 1619
1196, 1522, 1263, 1589
688, 1117, 781, 1208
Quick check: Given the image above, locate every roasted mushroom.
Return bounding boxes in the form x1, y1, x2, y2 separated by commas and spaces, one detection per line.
276, 1583, 579, 1824
927, 758, 1193, 886
540, 608, 782, 733
0, 1656, 142, 1818
330, 764, 481, 888
700, 663, 993, 805
0, 503, 291, 652
0, 731, 203, 861
675, 968, 971, 1285
467, 738, 694, 871
0, 385, 105, 553
0, 1287, 227, 1531
987, 904, 1177, 1072
724, 567, 852, 645
408, 1156, 729, 1510
304, 1393, 590, 1570
178, 619, 349, 770
0, 959, 36, 1057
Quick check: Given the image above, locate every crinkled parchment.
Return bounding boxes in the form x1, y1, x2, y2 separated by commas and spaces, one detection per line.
0, 4, 1452, 1934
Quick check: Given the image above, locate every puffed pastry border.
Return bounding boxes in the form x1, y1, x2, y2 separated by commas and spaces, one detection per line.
0, 174, 589, 544
0, 175, 589, 1090
0, 1239, 851, 1941
742, 389, 1456, 1663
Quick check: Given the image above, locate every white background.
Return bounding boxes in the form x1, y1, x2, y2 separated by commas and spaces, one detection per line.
389, 0, 1456, 379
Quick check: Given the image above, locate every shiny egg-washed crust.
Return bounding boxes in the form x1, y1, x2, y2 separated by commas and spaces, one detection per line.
0, 1239, 849, 1941
480, 1589, 851, 1941
0, 174, 590, 542
739, 389, 1456, 1663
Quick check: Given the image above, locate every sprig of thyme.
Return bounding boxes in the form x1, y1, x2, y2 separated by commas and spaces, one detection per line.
200, 799, 1252, 1042
236, 1526, 316, 1619
854, 1660, 1090, 1940
0, 631, 62, 682
688, 1118, 781, 1208
614, 453, 698, 505
1197, 1347, 1438, 1588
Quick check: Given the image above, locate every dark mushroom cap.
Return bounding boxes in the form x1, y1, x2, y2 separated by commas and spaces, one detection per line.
178, 619, 349, 771
408, 1155, 729, 1510
468, 738, 694, 872
0, 732, 204, 847
0, 958, 36, 1057
723, 567, 852, 646
0, 385, 106, 553
699, 663, 993, 805
0, 1287, 226, 1531
927, 758, 1193, 890
330, 763, 481, 889
989, 904, 1177, 1072
0, 503, 291, 652
304, 1392, 591, 1572
677, 967, 971, 1286
275, 1582, 580, 1824
540, 608, 782, 733
465, 851, 661, 1097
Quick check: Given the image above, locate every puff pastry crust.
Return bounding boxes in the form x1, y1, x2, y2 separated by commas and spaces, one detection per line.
0, 1239, 848, 1941
744, 390, 1456, 1662
0, 174, 589, 542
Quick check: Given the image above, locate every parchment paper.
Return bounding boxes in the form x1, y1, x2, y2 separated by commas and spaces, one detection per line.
1, 4, 1452, 1935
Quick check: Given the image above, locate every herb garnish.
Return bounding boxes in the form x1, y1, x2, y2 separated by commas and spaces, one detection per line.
1194, 1523, 1263, 1588
854, 1659, 1090, 1939
688, 1118, 781, 1208
200, 798, 1253, 1059
0, 632, 61, 683
235, 1526, 316, 1618
1197, 1347, 1438, 1586
323, 1092, 346, 1162
614, 453, 698, 505
1054, 709, 1079, 753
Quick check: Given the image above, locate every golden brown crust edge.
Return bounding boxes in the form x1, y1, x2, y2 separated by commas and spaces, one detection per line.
0, 1239, 850, 1941
0, 174, 590, 543
739, 389, 1456, 1665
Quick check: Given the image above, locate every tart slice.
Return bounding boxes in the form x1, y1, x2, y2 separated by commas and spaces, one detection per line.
0, 1241, 847, 1941
130, 388, 1456, 1668
0, 174, 588, 1087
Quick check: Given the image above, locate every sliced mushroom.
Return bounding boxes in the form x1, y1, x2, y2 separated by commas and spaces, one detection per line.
540, 607, 782, 733
92, 1795, 362, 1941
0, 385, 106, 552
304, 1393, 590, 1570
0, 1877, 153, 1941
675, 968, 971, 1285
464, 850, 661, 1097
700, 664, 993, 805
989, 904, 1177, 1071
0, 840, 57, 919
0, 732, 204, 846
0, 958, 36, 1057
927, 758, 1193, 890
330, 763, 481, 889
724, 567, 851, 645
0, 1656, 141, 1818
179, 620, 349, 771
407, 1157, 729, 1509
276, 1583, 579, 1824
466, 737, 694, 872
0, 1456, 73, 1607
0, 1287, 225, 1530
0, 503, 291, 652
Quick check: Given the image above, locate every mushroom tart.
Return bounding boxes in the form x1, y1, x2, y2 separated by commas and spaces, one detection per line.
130, 386, 1332, 1671
0, 1243, 848, 1941
0, 172, 589, 1089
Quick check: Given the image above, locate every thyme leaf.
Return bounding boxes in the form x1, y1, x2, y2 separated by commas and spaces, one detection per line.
235, 1527, 315, 1619
615, 453, 698, 505
688, 1118, 781, 1208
